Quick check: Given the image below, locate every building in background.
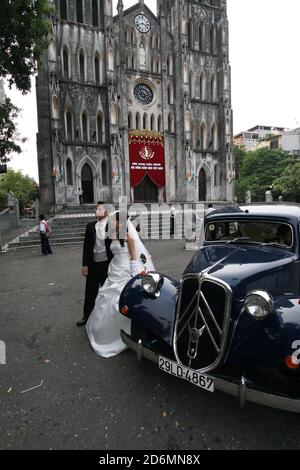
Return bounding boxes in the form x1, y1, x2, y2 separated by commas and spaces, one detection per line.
234, 125, 287, 151
269, 128, 300, 155
36, 0, 234, 212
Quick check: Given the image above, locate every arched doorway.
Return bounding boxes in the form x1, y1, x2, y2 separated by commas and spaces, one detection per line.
81, 163, 94, 203
134, 174, 158, 203
199, 168, 207, 201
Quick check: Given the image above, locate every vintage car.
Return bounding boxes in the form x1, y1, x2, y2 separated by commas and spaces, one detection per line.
119, 205, 300, 413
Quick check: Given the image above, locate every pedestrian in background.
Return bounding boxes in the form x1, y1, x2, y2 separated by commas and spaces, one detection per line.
39, 214, 53, 256
78, 188, 83, 205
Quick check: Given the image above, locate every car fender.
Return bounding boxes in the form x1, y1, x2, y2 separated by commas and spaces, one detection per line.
225, 297, 300, 368
119, 274, 179, 346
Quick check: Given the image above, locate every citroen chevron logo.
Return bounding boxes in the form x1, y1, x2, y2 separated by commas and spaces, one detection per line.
188, 326, 206, 359
191, 326, 206, 342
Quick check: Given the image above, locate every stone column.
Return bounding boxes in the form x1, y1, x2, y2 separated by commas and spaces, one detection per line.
35, 199, 40, 222
15, 199, 20, 227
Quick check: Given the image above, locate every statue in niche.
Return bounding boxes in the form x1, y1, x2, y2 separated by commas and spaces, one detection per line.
52, 129, 64, 188
50, 72, 59, 93
139, 43, 146, 70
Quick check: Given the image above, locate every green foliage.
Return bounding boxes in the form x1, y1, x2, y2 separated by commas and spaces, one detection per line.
0, 169, 39, 211
0, 1, 53, 164
273, 162, 300, 202
235, 147, 293, 203
0, 0, 53, 92
0, 98, 25, 163
233, 145, 246, 180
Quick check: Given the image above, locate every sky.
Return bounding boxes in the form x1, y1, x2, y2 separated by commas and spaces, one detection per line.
4, 0, 300, 181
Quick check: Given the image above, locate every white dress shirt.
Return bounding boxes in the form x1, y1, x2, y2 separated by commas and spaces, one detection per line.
93, 220, 108, 263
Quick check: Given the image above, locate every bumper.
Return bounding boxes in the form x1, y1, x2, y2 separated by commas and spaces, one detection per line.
120, 331, 300, 414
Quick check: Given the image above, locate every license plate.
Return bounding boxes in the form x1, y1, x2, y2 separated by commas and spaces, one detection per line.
158, 356, 214, 393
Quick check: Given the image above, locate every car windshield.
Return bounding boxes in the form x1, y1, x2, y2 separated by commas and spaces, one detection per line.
205, 220, 293, 248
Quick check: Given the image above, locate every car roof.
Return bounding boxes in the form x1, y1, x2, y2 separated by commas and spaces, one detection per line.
206, 204, 300, 223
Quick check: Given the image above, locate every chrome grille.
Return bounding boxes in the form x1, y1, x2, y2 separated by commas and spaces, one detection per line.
173, 274, 232, 372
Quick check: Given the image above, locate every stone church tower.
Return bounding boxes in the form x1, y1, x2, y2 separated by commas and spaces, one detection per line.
36, 0, 234, 212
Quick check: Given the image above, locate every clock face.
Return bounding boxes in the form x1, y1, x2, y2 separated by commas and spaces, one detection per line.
133, 83, 153, 105
135, 14, 151, 33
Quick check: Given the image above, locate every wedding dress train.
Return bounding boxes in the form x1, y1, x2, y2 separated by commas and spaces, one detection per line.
86, 229, 155, 358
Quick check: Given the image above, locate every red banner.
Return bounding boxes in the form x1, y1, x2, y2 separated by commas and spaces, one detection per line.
129, 131, 165, 188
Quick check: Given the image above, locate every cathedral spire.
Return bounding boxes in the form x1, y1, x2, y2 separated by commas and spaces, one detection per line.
117, 0, 124, 17
159, 2, 165, 18
157, 0, 166, 18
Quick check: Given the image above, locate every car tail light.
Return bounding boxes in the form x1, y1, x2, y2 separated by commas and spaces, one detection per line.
121, 306, 129, 315
284, 356, 299, 370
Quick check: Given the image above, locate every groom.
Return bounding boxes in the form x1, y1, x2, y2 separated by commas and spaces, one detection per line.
77, 202, 113, 327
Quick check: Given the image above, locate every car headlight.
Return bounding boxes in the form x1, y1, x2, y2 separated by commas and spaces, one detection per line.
244, 290, 273, 320
141, 273, 163, 297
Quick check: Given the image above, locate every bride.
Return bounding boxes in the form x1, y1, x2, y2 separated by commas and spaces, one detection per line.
86, 212, 155, 358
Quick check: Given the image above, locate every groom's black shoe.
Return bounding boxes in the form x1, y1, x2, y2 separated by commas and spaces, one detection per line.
77, 318, 88, 327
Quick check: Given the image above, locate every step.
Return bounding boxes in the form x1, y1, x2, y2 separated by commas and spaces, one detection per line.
8, 236, 85, 247
61, 205, 97, 212
50, 223, 93, 229
18, 226, 169, 239
6, 210, 174, 251
51, 219, 94, 225
19, 230, 86, 240
7, 241, 84, 252
17, 232, 167, 244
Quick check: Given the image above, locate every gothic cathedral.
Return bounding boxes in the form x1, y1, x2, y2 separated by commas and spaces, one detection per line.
36, 0, 234, 211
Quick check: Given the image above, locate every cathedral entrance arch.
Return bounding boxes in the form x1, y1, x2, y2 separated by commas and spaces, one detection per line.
134, 174, 158, 203
81, 163, 94, 203
198, 168, 207, 201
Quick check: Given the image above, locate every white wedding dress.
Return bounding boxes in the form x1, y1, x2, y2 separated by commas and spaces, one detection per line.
86, 229, 155, 358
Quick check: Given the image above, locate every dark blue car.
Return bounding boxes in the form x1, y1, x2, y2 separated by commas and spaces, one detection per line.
119, 205, 300, 413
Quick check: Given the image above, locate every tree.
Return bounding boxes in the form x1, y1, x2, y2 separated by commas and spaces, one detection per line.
233, 145, 246, 180
0, 0, 52, 165
0, 169, 39, 211
273, 162, 300, 202
235, 148, 291, 203
0, 98, 26, 162
0, 0, 53, 92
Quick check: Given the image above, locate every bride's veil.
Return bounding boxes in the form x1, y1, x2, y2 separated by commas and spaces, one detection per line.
127, 219, 155, 273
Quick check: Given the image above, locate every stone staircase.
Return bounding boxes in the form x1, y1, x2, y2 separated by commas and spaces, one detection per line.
4, 209, 176, 252
5, 214, 95, 252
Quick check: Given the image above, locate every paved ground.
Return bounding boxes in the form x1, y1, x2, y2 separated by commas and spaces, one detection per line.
1, 241, 300, 450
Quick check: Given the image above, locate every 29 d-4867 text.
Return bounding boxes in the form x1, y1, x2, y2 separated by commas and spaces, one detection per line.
159, 357, 214, 392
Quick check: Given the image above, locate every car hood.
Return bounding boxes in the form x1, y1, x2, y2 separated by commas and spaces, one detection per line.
184, 244, 297, 297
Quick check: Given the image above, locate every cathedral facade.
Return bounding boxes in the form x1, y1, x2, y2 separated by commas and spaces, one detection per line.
36, 0, 234, 211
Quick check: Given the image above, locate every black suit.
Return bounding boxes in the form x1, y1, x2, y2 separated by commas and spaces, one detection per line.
82, 220, 113, 321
